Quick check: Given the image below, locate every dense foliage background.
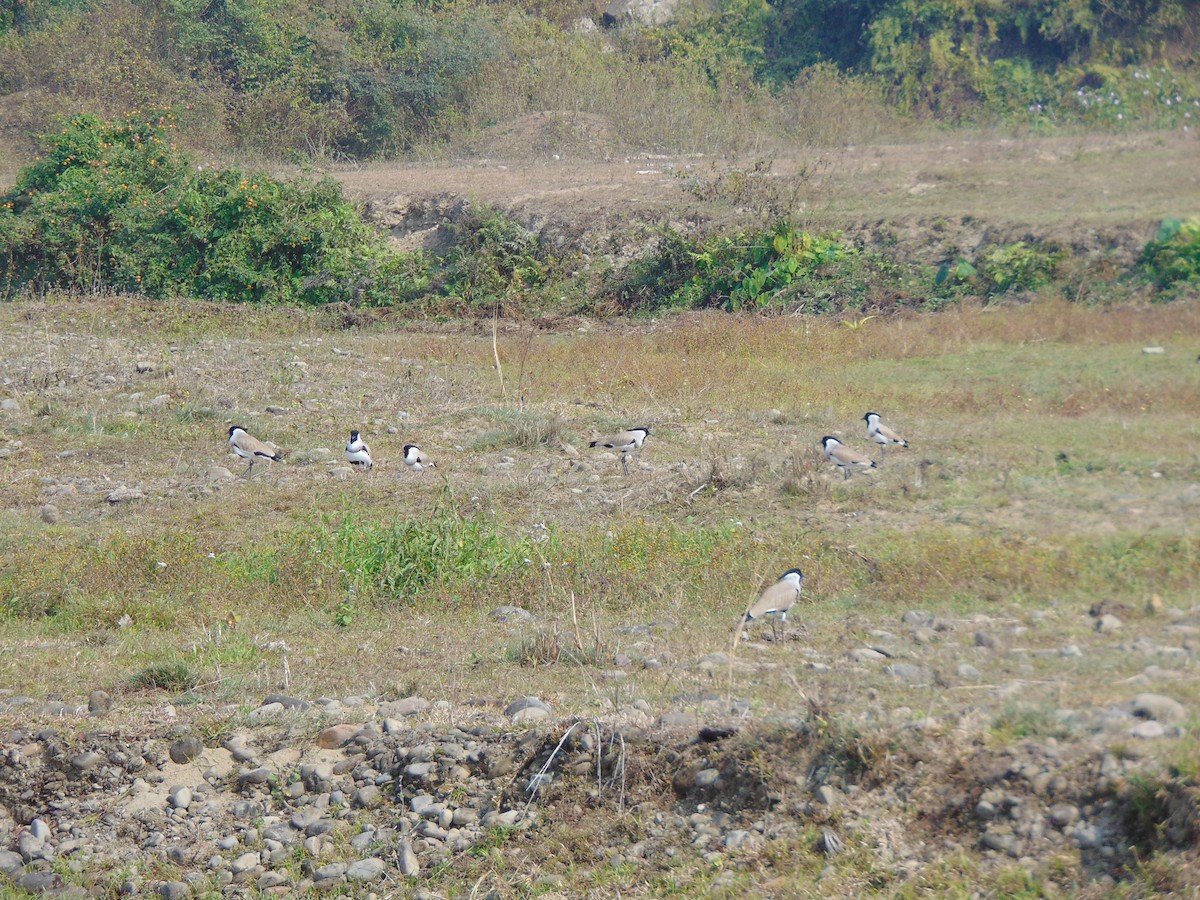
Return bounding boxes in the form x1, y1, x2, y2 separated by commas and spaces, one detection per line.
2, 0, 1197, 159
1, 1, 1197, 308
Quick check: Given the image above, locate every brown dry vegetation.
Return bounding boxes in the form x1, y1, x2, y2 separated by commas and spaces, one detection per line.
0, 296, 1198, 894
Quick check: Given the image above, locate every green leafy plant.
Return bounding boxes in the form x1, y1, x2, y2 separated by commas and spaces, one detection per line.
1141, 217, 1200, 290
981, 241, 1061, 295
0, 111, 428, 304
436, 207, 549, 308
611, 221, 849, 313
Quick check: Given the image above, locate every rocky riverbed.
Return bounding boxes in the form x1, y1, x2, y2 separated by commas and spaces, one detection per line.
2, 607, 1197, 899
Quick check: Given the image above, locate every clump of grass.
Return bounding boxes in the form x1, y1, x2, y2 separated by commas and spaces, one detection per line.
988, 700, 1073, 745
511, 592, 615, 668
781, 449, 827, 499
474, 409, 566, 451
130, 661, 200, 693
510, 627, 614, 668
308, 496, 548, 603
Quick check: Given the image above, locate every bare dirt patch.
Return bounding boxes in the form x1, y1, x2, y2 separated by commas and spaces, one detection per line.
334, 128, 1197, 260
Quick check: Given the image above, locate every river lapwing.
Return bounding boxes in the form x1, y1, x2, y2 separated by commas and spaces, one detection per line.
742, 568, 804, 641
344, 430, 373, 471
821, 435, 877, 480
864, 412, 908, 456
403, 444, 435, 473
227, 425, 283, 478
589, 427, 649, 475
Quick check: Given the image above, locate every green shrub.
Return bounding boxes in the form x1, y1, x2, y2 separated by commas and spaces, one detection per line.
611, 221, 849, 313
436, 206, 549, 308
0, 111, 428, 303
1141, 217, 1200, 290
980, 241, 1061, 295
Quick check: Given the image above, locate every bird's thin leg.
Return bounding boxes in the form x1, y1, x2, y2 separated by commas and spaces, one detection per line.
780, 614, 786, 641
621, 453, 629, 476
842, 467, 850, 481
243, 459, 254, 479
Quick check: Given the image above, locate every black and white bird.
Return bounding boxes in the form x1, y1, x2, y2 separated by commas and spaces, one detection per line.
402, 444, 435, 473
742, 568, 805, 642
227, 425, 282, 478
344, 430, 373, 471
588, 426, 650, 475
821, 435, 877, 480
864, 411, 908, 455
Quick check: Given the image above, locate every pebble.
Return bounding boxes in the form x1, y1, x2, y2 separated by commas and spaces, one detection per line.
884, 663, 928, 682
105, 487, 147, 503
1129, 721, 1165, 739
1130, 693, 1186, 723
169, 786, 192, 809
317, 724, 361, 748
346, 858, 386, 881
398, 840, 420, 876
230, 851, 259, 874
490, 606, 537, 623
378, 697, 429, 717
70, 751, 104, 771
313, 863, 346, 881
505, 696, 551, 722
157, 882, 190, 900
849, 647, 887, 662
1049, 804, 1079, 828
1095, 614, 1122, 634
170, 737, 204, 764
40, 503, 60, 524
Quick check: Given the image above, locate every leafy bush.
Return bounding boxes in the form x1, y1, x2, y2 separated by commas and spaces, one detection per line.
981, 241, 1061, 295
1141, 217, 1200, 290
0, 111, 428, 303
611, 221, 849, 313
435, 206, 549, 308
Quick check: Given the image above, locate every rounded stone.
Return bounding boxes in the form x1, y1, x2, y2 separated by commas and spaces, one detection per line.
169, 737, 204, 764
317, 724, 361, 749
1130, 693, 1186, 724
157, 882, 190, 900
346, 858, 386, 882
169, 787, 192, 809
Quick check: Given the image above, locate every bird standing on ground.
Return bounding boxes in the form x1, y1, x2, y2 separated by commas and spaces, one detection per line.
344, 430, 373, 471
402, 444, 435, 473
821, 435, 877, 480
742, 568, 805, 642
589, 426, 650, 475
227, 425, 283, 478
864, 411, 908, 455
